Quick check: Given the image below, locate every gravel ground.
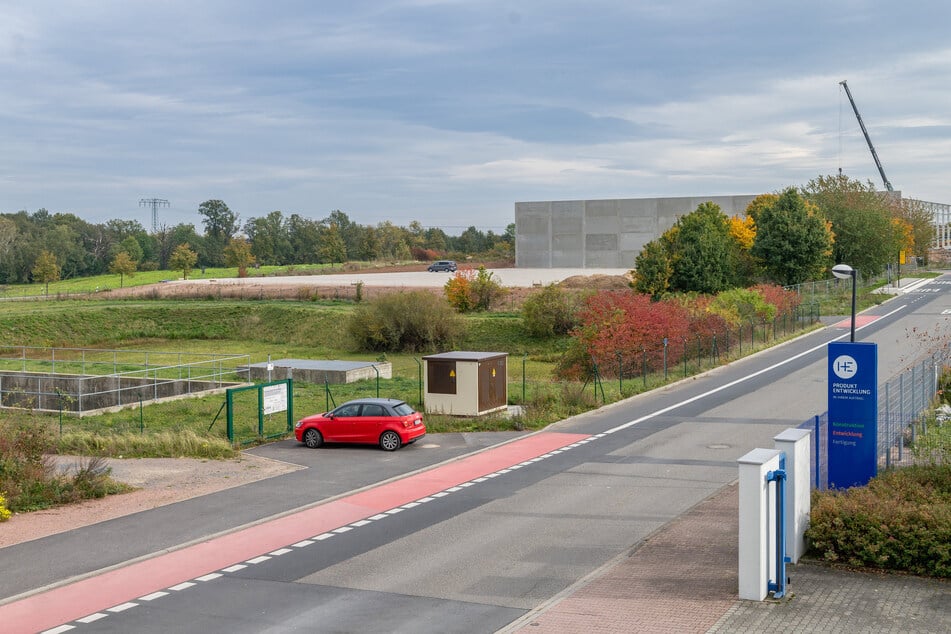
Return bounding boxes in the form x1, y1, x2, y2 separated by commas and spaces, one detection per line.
0, 454, 302, 549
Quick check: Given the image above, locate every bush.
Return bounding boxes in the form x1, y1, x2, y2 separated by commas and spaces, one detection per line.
347, 290, 465, 352
707, 287, 776, 325
556, 291, 692, 379
0, 420, 128, 512
522, 284, 580, 337
806, 465, 951, 577
0, 492, 11, 521
445, 266, 506, 312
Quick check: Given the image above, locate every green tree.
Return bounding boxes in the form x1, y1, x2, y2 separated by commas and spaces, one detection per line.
32, 249, 61, 295
894, 198, 936, 265
118, 235, 144, 264
287, 214, 322, 264
108, 251, 137, 287
223, 237, 256, 277
244, 210, 291, 266
667, 202, 737, 294
751, 188, 833, 285
197, 199, 237, 267
802, 174, 896, 278
631, 239, 673, 300
169, 243, 198, 280
317, 223, 348, 265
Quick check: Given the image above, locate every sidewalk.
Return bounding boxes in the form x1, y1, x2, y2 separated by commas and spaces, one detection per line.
504, 483, 951, 633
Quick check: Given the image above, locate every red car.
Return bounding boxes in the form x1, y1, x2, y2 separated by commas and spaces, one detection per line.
295, 398, 426, 451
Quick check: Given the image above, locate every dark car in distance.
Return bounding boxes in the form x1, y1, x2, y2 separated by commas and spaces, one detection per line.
427, 260, 457, 272
295, 398, 426, 451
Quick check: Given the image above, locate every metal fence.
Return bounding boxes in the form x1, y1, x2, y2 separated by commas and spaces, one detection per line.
0, 346, 251, 415
801, 347, 949, 490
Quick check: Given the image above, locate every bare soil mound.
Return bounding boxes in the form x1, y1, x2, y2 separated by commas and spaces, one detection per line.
558, 274, 631, 290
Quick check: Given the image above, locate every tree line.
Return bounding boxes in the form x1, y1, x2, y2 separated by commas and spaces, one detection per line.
632, 174, 934, 296
0, 201, 516, 285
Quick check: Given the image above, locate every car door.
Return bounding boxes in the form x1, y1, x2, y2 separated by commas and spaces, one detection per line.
355, 403, 387, 442
326, 402, 362, 441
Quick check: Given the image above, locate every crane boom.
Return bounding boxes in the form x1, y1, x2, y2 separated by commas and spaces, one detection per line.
839, 80, 893, 191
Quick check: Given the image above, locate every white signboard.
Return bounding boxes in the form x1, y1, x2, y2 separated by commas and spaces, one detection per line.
262, 384, 288, 415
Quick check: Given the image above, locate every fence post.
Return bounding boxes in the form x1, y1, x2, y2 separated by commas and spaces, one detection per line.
663, 338, 669, 381
641, 345, 647, 388
682, 336, 688, 377
522, 352, 528, 405
885, 382, 891, 469
616, 351, 622, 395
415, 357, 423, 408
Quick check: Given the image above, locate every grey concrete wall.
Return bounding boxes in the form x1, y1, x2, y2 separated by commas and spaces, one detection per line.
515, 194, 760, 268
0, 371, 238, 414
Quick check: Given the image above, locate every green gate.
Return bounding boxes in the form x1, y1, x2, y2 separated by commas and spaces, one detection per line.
225, 379, 294, 445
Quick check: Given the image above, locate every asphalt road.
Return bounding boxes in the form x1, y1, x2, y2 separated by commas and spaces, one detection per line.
2, 276, 949, 633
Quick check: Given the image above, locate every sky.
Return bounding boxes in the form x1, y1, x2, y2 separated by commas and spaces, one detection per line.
2, 1, 950, 233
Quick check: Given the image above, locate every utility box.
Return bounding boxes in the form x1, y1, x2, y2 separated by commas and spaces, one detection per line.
423, 351, 508, 416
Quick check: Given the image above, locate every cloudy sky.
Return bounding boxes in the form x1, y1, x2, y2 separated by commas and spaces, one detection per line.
1, 1, 949, 233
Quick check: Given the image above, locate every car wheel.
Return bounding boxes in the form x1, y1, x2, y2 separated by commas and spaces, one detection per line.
379, 430, 401, 451
303, 428, 323, 448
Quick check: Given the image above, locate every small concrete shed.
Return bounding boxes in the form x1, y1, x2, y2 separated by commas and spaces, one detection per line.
423, 351, 508, 416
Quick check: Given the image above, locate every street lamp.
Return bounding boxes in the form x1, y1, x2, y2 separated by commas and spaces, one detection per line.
831, 263, 857, 342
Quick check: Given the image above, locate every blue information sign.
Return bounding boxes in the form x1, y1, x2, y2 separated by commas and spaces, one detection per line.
827, 341, 878, 488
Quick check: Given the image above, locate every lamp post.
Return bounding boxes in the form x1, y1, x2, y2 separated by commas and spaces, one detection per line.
831, 264, 857, 342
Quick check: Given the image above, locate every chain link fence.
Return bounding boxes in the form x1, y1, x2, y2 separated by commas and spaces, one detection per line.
802, 346, 950, 490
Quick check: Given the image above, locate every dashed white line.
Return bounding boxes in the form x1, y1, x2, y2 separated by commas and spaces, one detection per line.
196, 573, 223, 581
268, 548, 292, 556
223, 564, 247, 572
139, 591, 169, 601
169, 581, 197, 591
245, 556, 271, 565
292, 540, 314, 548
107, 603, 137, 613
77, 613, 108, 623
314, 532, 334, 540
368, 513, 389, 520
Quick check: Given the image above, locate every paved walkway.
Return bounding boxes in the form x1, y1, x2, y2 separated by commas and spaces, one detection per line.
504, 483, 951, 633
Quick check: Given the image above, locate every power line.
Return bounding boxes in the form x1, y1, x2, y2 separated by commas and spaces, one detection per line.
138, 198, 169, 232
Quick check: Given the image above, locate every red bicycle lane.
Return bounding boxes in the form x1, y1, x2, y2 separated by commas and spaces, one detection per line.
3, 431, 589, 634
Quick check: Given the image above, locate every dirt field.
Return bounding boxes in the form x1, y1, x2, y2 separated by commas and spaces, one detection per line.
95, 265, 631, 305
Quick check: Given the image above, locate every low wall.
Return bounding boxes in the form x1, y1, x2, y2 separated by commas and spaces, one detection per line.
0, 370, 242, 415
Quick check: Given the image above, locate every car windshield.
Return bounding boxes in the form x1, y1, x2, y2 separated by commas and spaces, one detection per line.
392, 402, 415, 416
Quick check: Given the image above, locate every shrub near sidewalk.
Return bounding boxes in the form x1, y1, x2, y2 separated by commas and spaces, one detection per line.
0, 419, 130, 512
806, 465, 951, 577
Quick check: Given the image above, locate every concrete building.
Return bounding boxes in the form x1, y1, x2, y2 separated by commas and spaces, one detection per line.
515, 195, 759, 268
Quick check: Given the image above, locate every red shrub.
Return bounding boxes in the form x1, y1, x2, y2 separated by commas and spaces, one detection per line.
751, 284, 802, 315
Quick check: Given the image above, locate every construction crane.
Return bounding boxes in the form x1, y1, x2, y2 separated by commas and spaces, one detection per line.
839, 80, 893, 191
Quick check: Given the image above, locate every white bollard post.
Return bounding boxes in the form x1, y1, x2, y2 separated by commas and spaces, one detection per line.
774, 428, 812, 564
738, 448, 782, 601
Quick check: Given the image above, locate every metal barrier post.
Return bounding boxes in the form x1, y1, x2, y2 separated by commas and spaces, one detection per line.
774, 428, 811, 564
738, 448, 783, 601
766, 455, 789, 599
